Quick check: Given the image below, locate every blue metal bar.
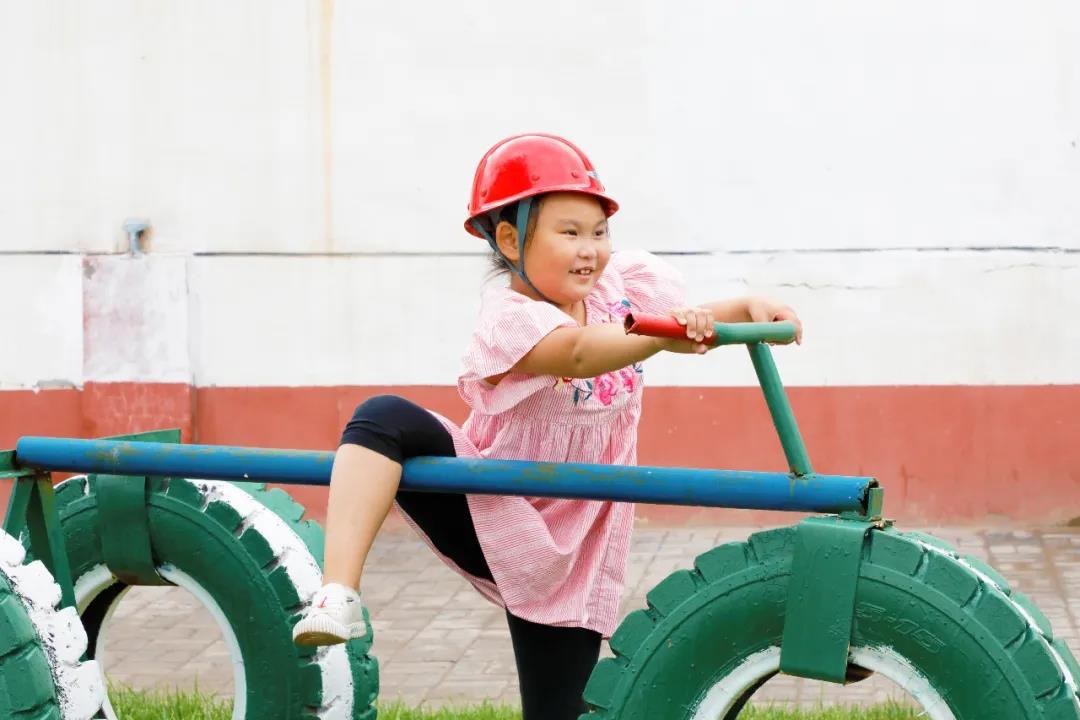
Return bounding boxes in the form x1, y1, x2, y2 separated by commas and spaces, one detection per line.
14, 437, 876, 513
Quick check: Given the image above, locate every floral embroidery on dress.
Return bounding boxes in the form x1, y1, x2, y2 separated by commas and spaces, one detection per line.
594, 373, 619, 405
554, 376, 593, 404
550, 298, 644, 406
555, 362, 644, 406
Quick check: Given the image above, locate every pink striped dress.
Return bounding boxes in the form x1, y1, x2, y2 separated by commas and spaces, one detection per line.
416, 250, 685, 637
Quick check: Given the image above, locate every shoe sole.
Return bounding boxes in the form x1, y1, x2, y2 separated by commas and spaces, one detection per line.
292, 614, 366, 646
294, 630, 348, 646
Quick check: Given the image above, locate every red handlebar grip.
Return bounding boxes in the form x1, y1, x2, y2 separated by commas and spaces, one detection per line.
623, 313, 686, 340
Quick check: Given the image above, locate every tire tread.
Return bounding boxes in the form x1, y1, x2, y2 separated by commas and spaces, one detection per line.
580, 526, 1080, 719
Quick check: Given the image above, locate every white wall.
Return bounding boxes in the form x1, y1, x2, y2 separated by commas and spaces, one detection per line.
1, 1, 1077, 387
3, 250, 1075, 388
187, 250, 1079, 387
0, 256, 83, 388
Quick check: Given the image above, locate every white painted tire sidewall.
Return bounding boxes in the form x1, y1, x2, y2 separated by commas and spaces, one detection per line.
63, 477, 362, 720
74, 564, 247, 720
0, 529, 104, 720
689, 645, 955, 720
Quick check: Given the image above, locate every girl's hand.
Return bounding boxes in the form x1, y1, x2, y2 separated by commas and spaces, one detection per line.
747, 297, 803, 345
654, 307, 715, 355
673, 307, 715, 342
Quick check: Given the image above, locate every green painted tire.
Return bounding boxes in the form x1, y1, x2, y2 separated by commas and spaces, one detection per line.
582, 526, 1080, 720
46, 475, 378, 720
0, 530, 104, 719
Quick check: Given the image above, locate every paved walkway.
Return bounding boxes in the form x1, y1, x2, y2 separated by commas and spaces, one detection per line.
100, 523, 1080, 709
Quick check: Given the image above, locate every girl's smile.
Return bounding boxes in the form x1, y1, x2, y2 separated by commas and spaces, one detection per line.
495, 192, 611, 313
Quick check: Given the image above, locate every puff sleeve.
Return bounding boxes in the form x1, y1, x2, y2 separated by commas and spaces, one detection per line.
458, 287, 577, 414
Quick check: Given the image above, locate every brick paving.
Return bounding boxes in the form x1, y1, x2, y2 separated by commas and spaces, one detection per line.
99, 523, 1080, 710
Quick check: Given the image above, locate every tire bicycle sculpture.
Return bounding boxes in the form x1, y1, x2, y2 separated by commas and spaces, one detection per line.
1, 314, 1076, 719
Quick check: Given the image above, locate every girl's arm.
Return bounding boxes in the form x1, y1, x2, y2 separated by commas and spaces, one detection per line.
504, 297, 801, 382
509, 324, 704, 380
703, 298, 754, 323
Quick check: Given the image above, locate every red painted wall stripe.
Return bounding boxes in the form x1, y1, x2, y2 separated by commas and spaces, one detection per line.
2, 383, 1077, 525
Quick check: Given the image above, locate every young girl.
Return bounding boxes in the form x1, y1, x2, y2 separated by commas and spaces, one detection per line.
293, 133, 803, 719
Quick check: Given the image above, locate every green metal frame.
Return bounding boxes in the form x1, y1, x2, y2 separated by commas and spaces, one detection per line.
0, 448, 40, 481
748, 343, 814, 477
1, 428, 182, 609
2, 473, 77, 609
745, 340, 893, 682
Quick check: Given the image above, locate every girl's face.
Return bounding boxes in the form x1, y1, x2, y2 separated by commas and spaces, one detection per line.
499, 192, 611, 310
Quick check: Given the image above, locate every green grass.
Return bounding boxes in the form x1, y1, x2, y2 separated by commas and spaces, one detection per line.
740, 705, 921, 720
377, 701, 923, 719
378, 701, 521, 719
108, 684, 232, 720
108, 686, 922, 719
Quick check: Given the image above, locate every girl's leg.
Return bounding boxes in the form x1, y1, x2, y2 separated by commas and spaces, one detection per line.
394, 489, 494, 582
323, 443, 402, 589
324, 449, 496, 587
295, 394, 465, 645
505, 611, 603, 720
323, 394, 463, 587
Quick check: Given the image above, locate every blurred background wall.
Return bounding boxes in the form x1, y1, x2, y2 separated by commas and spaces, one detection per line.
2, 1, 1078, 523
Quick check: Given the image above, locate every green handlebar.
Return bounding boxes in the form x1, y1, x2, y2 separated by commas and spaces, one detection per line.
624, 312, 812, 476
710, 321, 796, 346
624, 314, 796, 346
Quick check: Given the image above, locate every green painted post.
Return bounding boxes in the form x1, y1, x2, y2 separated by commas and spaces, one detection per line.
4, 472, 78, 608
0, 449, 39, 481
2, 476, 34, 537
2, 428, 179, 609
747, 342, 814, 477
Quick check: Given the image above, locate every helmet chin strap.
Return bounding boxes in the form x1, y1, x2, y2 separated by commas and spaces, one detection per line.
471, 198, 558, 304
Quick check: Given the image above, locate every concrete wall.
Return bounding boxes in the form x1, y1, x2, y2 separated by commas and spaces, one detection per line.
2, 1, 1078, 523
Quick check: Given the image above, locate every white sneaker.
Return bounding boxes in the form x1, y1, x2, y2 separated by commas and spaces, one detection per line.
292, 583, 367, 646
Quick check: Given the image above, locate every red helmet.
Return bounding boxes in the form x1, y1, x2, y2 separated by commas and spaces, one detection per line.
465, 133, 619, 237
